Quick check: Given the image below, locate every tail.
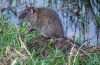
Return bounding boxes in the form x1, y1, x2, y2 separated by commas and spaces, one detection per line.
64, 37, 85, 47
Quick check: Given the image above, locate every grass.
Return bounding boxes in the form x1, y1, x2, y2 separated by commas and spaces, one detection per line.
0, 1, 100, 65
0, 19, 100, 65
0, 2, 100, 64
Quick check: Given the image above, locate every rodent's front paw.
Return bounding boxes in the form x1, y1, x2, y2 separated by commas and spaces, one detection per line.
25, 30, 31, 34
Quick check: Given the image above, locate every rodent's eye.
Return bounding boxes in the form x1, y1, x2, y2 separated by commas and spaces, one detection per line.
23, 12, 28, 16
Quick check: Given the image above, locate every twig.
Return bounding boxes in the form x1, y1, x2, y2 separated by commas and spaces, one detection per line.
15, 25, 34, 61
68, 44, 76, 65
73, 42, 86, 65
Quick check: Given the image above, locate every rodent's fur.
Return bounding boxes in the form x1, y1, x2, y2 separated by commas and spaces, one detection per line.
18, 6, 82, 46
18, 7, 64, 38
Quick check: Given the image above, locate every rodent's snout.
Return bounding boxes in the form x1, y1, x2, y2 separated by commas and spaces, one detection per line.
18, 14, 24, 20
18, 12, 28, 20
18, 15, 21, 19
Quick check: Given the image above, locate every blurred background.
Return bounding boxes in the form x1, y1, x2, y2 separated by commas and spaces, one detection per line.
0, 0, 100, 46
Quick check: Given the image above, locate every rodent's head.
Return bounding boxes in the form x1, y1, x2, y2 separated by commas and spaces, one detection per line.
18, 7, 36, 20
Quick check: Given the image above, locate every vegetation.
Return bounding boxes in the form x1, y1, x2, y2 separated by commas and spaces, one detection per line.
0, 0, 100, 65
0, 18, 100, 65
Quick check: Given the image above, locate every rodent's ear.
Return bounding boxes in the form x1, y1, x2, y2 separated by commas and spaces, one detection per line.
30, 8, 34, 13
26, 7, 36, 13
29, 7, 36, 13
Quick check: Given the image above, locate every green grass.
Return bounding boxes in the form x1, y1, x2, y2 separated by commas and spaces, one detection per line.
0, 19, 100, 65
1, 0, 100, 64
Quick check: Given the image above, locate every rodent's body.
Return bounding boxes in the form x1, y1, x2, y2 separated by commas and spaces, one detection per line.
18, 7, 64, 38
18, 7, 82, 46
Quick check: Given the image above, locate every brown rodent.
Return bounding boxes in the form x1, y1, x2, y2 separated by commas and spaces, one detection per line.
18, 6, 83, 46
18, 6, 64, 38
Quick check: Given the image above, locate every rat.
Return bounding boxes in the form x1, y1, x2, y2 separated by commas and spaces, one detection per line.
18, 6, 64, 38
18, 6, 82, 46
